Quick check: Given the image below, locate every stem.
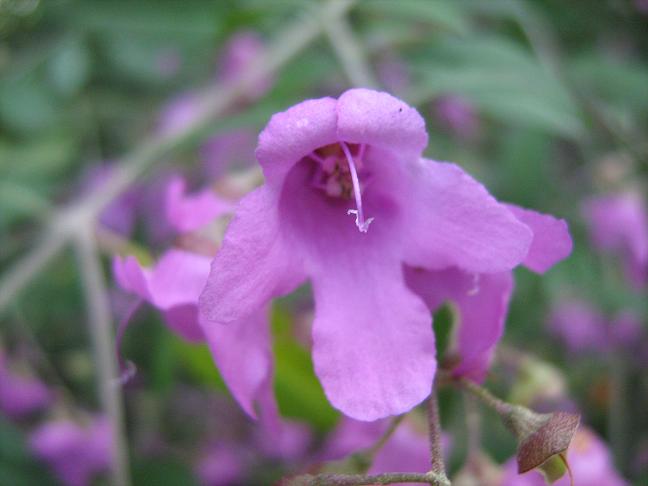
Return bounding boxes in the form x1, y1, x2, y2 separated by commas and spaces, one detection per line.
75, 228, 130, 486
0, 0, 356, 318
458, 378, 511, 416
463, 392, 481, 460
427, 388, 448, 480
299, 471, 450, 486
0, 230, 67, 312
323, 10, 378, 88
364, 414, 405, 461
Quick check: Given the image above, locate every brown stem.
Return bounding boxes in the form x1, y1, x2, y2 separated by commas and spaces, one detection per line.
427, 389, 447, 478
295, 471, 450, 485
458, 378, 511, 416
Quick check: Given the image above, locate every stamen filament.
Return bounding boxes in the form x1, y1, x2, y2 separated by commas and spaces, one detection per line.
340, 142, 374, 233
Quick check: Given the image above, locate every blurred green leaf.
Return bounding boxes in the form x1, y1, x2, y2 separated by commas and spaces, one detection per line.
0, 135, 77, 180
172, 340, 227, 392
0, 76, 60, 132
410, 36, 583, 137
48, 37, 90, 96
0, 417, 55, 486
359, 0, 468, 34
132, 458, 199, 486
272, 305, 338, 432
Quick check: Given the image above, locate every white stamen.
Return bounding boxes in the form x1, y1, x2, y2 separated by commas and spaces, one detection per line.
340, 142, 374, 233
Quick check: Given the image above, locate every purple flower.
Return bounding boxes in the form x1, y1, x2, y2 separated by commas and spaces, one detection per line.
500, 427, 627, 486
30, 416, 112, 486
157, 92, 206, 138
435, 95, 479, 140
195, 443, 246, 486
114, 176, 276, 420
114, 175, 235, 341
636, 0, 648, 14
113, 249, 211, 342
79, 164, 139, 237
157, 30, 270, 139
321, 417, 448, 485
217, 31, 271, 101
198, 89, 547, 421
200, 128, 258, 180
548, 300, 608, 354
548, 300, 645, 355
406, 204, 571, 381
376, 54, 410, 95
582, 191, 648, 288
0, 353, 51, 420
165, 175, 234, 234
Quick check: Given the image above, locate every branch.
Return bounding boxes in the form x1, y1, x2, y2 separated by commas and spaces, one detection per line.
0, 0, 356, 317
74, 228, 131, 486
290, 471, 450, 486
323, 11, 378, 88
427, 388, 449, 482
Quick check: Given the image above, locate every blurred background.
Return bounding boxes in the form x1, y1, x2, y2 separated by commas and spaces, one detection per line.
0, 1, 647, 485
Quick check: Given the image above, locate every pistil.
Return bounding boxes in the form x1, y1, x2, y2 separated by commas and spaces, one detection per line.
340, 142, 374, 233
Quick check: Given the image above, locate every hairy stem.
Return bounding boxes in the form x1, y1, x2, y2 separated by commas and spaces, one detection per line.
0, 0, 355, 317
427, 388, 448, 480
75, 228, 130, 486
458, 378, 511, 416
296, 471, 451, 485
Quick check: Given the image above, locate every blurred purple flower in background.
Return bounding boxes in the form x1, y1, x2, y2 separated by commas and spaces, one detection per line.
195, 442, 247, 486
376, 53, 410, 96
636, 0, 648, 14
582, 191, 648, 288
500, 427, 627, 486
198, 88, 544, 420
0, 352, 51, 420
165, 175, 234, 234
321, 417, 448, 484
30, 416, 112, 486
548, 299, 645, 355
217, 31, 272, 101
548, 300, 608, 354
434, 95, 480, 140
79, 164, 140, 237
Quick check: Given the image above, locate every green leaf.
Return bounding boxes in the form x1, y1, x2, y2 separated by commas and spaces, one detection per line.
272, 305, 339, 432
172, 339, 227, 392
0, 77, 60, 132
132, 458, 200, 486
48, 37, 90, 96
359, 0, 468, 34
0, 417, 56, 486
410, 36, 583, 138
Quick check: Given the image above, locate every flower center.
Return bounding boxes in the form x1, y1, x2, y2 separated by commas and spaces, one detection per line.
308, 142, 374, 233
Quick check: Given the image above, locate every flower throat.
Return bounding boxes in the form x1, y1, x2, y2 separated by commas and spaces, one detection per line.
308, 142, 374, 233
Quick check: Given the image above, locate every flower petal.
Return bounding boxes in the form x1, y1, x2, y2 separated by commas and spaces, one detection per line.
336, 88, 427, 157
402, 159, 532, 273
165, 176, 234, 233
199, 186, 306, 325
406, 267, 513, 381
200, 310, 272, 419
256, 97, 338, 184
505, 204, 572, 274
275, 160, 435, 420
311, 263, 436, 420
113, 250, 210, 342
